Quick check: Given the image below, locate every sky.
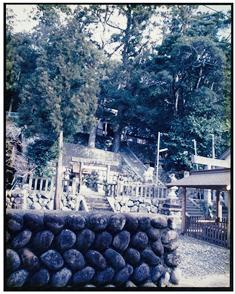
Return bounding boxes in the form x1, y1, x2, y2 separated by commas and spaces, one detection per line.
8, 4, 231, 34
7, 4, 231, 60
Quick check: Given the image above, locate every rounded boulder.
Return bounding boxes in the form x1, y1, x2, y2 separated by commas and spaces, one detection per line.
138, 216, 151, 231
147, 227, 160, 241
6, 249, 21, 272
56, 229, 76, 251
113, 264, 133, 285
94, 267, 115, 286
24, 213, 44, 231
7, 214, 23, 232
32, 230, 54, 252
40, 250, 64, 270
142, 249, 162, 266
151, 240, 164, 256
88, 213, 108, 231
86, 250, 107, 270
132, 263, 150, 285
151, 216, 167, 229
108, 214, 126, 232
44, 213, 65, 233
76, 229, 95, 251
104, 248, 126, 270
7, 269, 29, 288
63, 249, 85, 271
94, 231, 112, 251
11, 230, 32, 249
30, 269, 50, 287
72, 266, 95, 285
131, 232, 149, 250
161, 230, 178, 244
112, 230, 130, 252
19, 248, 40, 270
66, 214, 86, 231
151, 264, 166, 283
51, 267, 72, 287
124, 248, 141, 266
165, 253, 181, 267
124, 214, 139, 231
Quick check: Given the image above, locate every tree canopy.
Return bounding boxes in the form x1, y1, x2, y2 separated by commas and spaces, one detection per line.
6, 4, 231, 177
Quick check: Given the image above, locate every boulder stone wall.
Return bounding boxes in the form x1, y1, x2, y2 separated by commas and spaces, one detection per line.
6, 209, 180, 289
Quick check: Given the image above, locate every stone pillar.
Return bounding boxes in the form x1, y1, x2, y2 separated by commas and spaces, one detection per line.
39, 178, 43, 191
106, 165, 110, 183
28, 177, 33, 191
204, 189, 212, 206
72, 178, 77, 195
45, 179, 49, 192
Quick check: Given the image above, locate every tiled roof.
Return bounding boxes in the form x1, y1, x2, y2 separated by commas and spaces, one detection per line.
166, 168, 230, 190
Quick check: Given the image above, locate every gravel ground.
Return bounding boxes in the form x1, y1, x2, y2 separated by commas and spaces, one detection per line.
176, 235, 230, 288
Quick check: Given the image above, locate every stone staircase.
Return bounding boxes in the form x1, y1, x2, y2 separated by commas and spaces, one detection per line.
120, 147, 147, 179
81, 186, 113, 211
84, 195, 113, 211
186, 198, 205, 217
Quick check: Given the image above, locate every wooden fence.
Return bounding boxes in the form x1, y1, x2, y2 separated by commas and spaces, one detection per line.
106, 181, 167, 199
186, 216, 228, 247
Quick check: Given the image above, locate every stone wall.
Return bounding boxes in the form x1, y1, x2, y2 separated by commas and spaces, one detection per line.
6, 191, 87, 212
111, 195, 161, 214
6, 210, 181, 289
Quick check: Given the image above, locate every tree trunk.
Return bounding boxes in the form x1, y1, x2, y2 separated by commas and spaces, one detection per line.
54, 130, 63, 210
112, 126, 121, 153
88, 123, 98, 148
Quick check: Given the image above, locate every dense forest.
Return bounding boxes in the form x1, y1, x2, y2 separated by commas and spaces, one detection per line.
6, 4, 231, 178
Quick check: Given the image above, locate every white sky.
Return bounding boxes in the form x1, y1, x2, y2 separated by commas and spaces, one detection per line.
8, 4, 231, 34
6, 4, 231, 60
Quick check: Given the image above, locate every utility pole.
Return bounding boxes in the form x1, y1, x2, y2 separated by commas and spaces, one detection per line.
212, 134, 215, 159
155, 132, 161, 191
192, 139, 198, 170
155, 132, 168, 197
54, 130, 63, 210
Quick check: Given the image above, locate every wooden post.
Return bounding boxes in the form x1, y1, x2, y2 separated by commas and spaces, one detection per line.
54, 131, 63, 210
79, 162, 83, 191
227, 190, 231, 248
215, 190, 222, 222
155, 132, 161, 196
181, 187, 187, 234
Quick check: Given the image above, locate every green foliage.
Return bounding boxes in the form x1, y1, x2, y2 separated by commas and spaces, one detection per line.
84, 171, 99, 192
27, 139, 58, 176
6, 4, 231, 174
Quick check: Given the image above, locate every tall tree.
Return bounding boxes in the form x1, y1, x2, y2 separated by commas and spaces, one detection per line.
17, 8, 102, 207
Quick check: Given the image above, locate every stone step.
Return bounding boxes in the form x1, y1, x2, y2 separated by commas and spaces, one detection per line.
84, 194, 113, 212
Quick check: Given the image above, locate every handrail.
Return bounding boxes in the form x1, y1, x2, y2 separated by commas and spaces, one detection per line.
188, 197, 203, 210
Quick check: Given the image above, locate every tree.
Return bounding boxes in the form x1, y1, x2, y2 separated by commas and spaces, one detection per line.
17, 8, 102, 207
97, 5, 157, 152
137, 7, 231, 173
